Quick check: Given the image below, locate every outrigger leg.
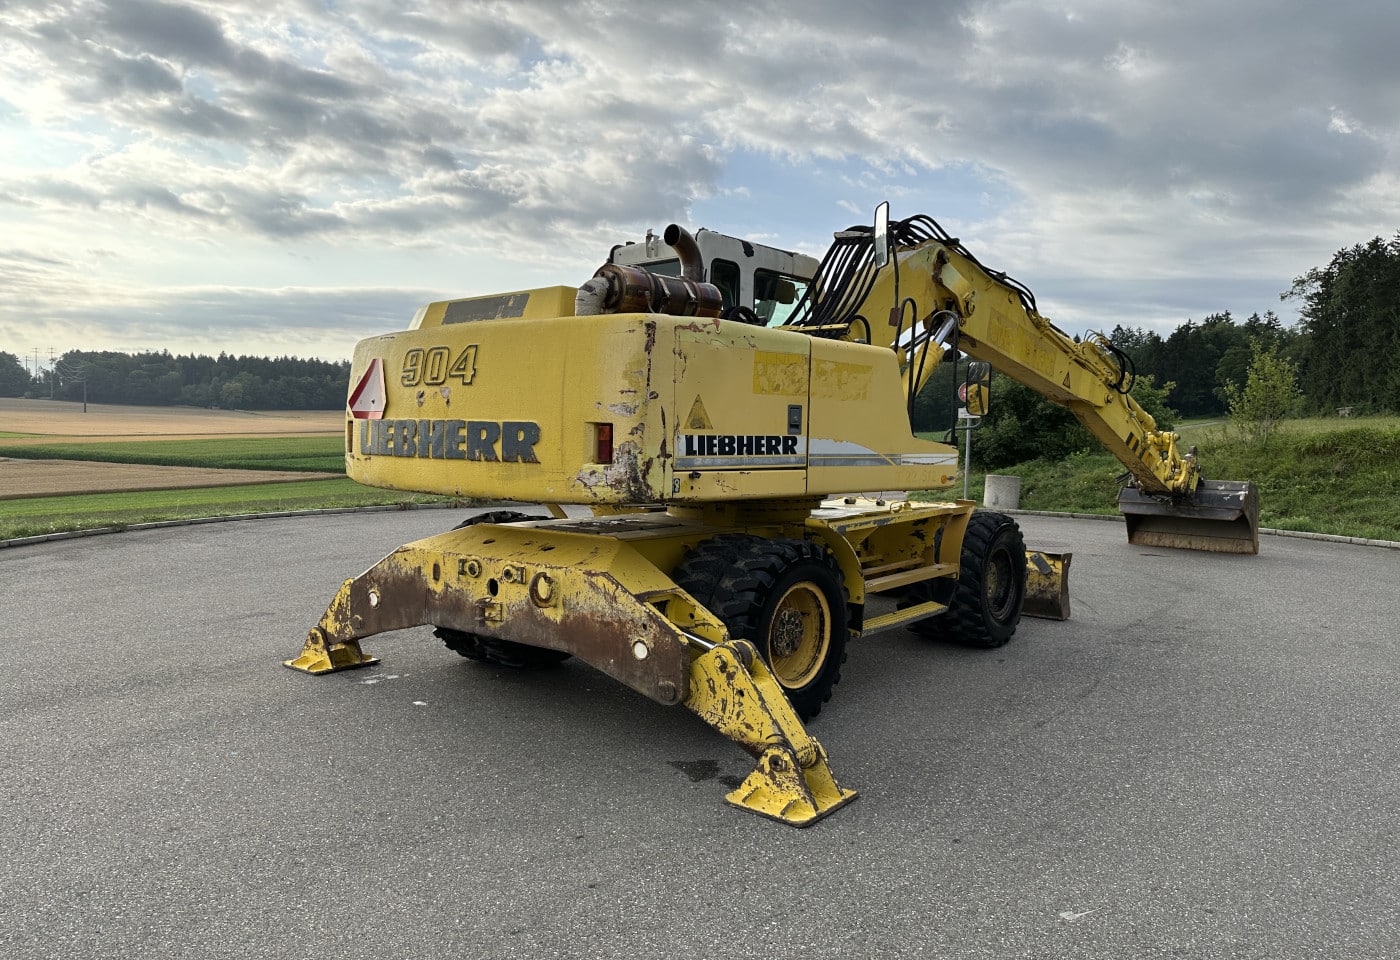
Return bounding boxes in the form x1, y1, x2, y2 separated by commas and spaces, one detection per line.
282, 523, 856, 826
684, 637, 856, 826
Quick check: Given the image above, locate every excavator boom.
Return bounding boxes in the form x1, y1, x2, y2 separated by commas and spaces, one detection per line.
784, 208, 1260, 553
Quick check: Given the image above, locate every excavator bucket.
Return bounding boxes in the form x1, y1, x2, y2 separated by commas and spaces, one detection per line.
1118, 480, 1260, 555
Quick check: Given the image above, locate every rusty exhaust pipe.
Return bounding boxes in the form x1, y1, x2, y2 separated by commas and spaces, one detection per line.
664, 224, 704, 282
580, 222, 722, 318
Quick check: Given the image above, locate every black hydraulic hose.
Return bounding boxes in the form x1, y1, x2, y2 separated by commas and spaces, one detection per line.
904, 299, 933, 417
1103, 340, 1137, 394
789, 214, 1049, 340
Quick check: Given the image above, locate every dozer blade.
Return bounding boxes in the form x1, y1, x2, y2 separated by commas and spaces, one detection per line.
1118, 479, 1260, 555
1022, 549, 1071, 620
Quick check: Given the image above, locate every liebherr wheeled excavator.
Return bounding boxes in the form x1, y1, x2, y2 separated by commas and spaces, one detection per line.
287, 203, 1259, 825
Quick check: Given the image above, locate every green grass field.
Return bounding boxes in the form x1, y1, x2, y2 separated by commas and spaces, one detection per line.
918, 416, 1400, 543
0, 478, 455, 540
0, 434, 463, 540
0, 436, 346, 472
6, 417, 1398, 543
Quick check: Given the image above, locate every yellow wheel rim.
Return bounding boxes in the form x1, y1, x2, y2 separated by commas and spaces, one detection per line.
766, 581, 832, 689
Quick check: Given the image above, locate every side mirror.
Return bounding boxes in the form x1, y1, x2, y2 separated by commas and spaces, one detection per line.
873, 201, 891, 268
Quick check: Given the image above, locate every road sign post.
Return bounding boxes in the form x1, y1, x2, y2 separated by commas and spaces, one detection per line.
954, 407, 980, 499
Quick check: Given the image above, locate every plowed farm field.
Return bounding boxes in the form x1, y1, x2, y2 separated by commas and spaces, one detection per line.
0, 399, 341, 497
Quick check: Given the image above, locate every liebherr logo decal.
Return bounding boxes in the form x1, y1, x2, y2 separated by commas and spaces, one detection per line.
683, 434, 799, 457
361, 419, 540, 462
675, 433, 804, 469
674, 433, 958, 470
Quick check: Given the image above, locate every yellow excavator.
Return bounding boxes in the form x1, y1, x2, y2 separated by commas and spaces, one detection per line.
287, 203, 1259, 825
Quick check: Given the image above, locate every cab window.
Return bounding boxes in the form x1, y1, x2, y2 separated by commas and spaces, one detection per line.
639, 259, 681, 276
710, 259, 740, 310
754, 269, 808, 327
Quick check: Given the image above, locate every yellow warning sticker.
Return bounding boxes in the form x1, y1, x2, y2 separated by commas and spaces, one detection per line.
686, 395, 713, 430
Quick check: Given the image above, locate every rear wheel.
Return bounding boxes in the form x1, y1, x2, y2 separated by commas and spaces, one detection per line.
677, 536, 849, 720
434, 510, 570, 669
436, 629, 571, 668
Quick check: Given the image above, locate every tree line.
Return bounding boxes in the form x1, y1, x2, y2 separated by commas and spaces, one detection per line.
0, 350, 350, 410
4, 230, 1396, 423
1092, 231, 1400, 420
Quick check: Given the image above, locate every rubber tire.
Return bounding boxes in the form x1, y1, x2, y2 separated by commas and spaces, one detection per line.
434, 510, 570, 669
450, 509, 545, 531
671, 533, 754, 606
677, 536, 849, 721
921, 511, 1027, 648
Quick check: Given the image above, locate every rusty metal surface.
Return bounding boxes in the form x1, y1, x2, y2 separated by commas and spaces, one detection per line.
307, 525, 693, 705
684, 640, 856, 825
592, 263, 723, 318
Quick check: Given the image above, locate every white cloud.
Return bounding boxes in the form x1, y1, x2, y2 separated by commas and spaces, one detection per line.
1, 0, 1398, 359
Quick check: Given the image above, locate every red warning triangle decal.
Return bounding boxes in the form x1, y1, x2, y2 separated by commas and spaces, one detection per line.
347, 358, 386, 419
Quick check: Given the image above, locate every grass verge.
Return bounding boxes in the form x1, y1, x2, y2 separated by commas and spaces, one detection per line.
920, 418, 1400, 543
8, 418, 1397, 543
0, 477, 456, 540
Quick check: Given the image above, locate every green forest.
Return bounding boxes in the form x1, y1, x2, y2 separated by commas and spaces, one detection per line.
0, 350, 350, 410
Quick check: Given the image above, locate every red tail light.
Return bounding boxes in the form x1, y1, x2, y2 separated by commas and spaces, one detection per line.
595, 423, 614, 464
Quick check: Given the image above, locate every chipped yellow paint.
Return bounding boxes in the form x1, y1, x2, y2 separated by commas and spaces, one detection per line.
812, 358, 872, 401
752, 350, 808, 396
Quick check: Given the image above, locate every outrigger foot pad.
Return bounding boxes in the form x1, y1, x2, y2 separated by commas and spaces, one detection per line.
726, 744, 858, 826
283, 627, 380, 674
1023, 549, 1072, 620
685, 640, 856, 826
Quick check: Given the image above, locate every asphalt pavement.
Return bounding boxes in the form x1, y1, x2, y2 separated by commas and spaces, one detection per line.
3, 510, 1398, 959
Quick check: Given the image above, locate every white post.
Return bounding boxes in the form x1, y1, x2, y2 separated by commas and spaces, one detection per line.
956, 406, 979, 500
963, 422, 972, 499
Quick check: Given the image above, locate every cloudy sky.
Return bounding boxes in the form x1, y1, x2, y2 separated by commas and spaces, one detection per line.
3, 0, 1397, 366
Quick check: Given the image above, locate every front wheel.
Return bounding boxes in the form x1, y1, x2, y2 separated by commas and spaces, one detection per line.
940, 511, 1027, 648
